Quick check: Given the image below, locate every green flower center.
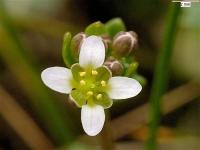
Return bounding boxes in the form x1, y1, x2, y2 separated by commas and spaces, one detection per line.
70, 64, 113, 108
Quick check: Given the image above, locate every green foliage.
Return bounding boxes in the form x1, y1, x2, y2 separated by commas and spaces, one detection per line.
85, 18, 126, 37
0, 5, 76, 145
105, 18, 126, 37
146, 3, 181, 150
62, 32, 75, 67
85, 21, 106, 35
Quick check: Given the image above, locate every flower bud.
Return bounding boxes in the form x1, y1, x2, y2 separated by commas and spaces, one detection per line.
70, 32, 87, 60
101, 34, 112, 52
104, 57, 124, 76
112, 31, 138, 57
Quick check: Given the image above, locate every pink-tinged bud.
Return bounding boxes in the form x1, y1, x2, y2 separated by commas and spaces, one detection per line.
101, 34, 112, 52
104, 57, 124, 76
70, 32, 87, 60
112, 31, 138, 57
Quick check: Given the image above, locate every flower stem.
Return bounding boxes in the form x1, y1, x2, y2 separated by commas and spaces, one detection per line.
146, 3, 181, 150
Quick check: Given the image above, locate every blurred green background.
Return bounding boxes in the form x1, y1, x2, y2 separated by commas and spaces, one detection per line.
0, 0, 199, 149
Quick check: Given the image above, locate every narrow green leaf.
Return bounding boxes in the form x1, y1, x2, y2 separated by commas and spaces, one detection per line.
105, 18, 126, 37
62, 32, 75, 67
85, 21, 106, 35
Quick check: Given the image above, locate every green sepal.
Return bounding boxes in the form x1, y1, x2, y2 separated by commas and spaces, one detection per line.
71, 63, 84, 81
96, 66, 112, 81
105, 18, 126, 37
62, 32, 75, 67
125, 62, 139, 77
94, 93, 113, 109
70, 90, 86, 107
121, 56, 136, 74
85, 21, 106, 36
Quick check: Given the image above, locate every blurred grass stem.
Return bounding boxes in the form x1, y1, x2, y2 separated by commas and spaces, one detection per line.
111, 81, 200, 140
0, 86, 54, 150
0, 2, 76, 145
146, 3, 181, 149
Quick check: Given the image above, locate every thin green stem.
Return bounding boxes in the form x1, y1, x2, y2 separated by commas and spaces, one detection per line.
146, 4, 181, 150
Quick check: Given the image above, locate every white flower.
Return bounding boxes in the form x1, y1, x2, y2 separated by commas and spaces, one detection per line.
41, 35, 142, 136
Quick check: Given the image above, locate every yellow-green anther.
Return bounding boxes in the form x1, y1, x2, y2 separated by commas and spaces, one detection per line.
96, 94, 102, 100
101, 80, 106, 87
101, 34, 111, 51
80, 80, 86, 85
87, 91, 93, 96
79, 71, 86, 77
92, 70, 98, 75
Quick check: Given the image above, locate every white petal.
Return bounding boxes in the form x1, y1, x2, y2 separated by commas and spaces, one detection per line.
41, 67, 72, 94
79, 35, 105, 68
81, 105, 105, 136
108, 77, 142, 100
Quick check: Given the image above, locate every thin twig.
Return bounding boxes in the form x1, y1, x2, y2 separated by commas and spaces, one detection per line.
0, 2, 76, 144
0, 85, 54, 150
110, 81, 200, 140
115, 136, 200, 150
